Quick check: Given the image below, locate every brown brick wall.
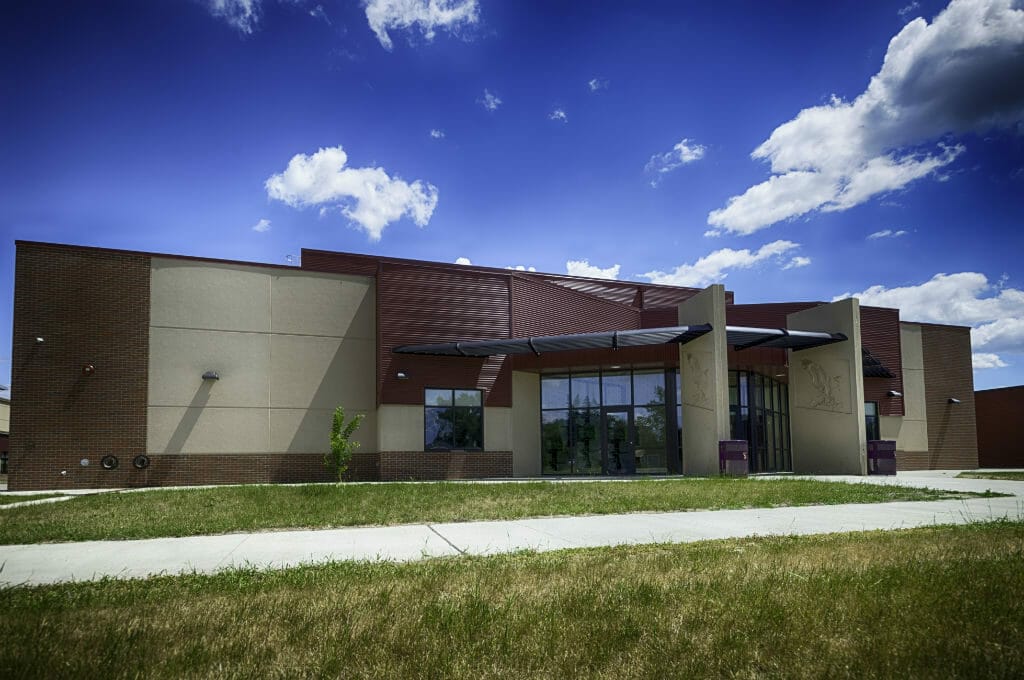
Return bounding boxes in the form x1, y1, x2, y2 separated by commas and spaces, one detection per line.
9, 243, 151, 491
918, 324, 978, 469
7, 451, 381, 490
379, 451, 513, 481
975, 386, 1024, 468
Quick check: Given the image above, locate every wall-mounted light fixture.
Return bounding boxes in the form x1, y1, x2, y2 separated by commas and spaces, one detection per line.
887, 390, 902, 397
35, 337, 44, 344
948, 397, 961, 404
202, 371, 220, 381
396, 371, 409, 380
82, 363, 95, 376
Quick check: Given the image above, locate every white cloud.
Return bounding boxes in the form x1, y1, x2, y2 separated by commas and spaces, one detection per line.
251, 218, 271, 233
783, 256, 812, 270
898, 1, 921, 20
641, 240, 801, 287
505, 265, 536, 272
364, 0, 479, 50
645, 138, 706, 186
708, 0, 1024, 235
204, 0, 261, 33
454, 256, 472, 265
478, 89, 502, 112
265, 145, 438, 241
974, 352, 1009, 369
566, 260, 620, 280
836, 271, 1024, 369
429, 128, 445, 139
549, 108, 568, 123
868, 229, 909, 239
588, 77, 608, 92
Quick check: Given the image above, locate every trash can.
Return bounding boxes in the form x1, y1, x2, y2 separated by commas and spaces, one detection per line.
719, 440, 749, 477
867, 440, 897, 475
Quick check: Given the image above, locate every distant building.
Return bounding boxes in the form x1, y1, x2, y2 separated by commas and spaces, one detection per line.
975, 386, 1024, 468
7, 241, 978, 490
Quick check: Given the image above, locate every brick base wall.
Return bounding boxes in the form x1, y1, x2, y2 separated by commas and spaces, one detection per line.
7, 451, 381, 491
379, 451, 513, 481
895, 450, 933, 471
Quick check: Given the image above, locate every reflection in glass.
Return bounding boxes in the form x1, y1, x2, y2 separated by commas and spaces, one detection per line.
571, 373, 601, 408
604, 411, 631, 474
571, 408, 601, 474
541, 376, 570, 410
632, 371, 665, 407
634, 406, 668, 473
602, 372, 631, 406
542, 410, 570, 474
426, 389, 453, 407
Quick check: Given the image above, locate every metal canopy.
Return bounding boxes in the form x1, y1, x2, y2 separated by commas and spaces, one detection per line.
393, 324, 846, 357
862, 348, 894, 378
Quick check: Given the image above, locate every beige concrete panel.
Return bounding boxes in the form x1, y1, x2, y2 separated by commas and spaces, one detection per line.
902, 369, 928, 421
678, 285, 729, 476
378, 404, 425, 452
787, 298, 867, 475
896, 418, 929, 452
271, 272, 375, 339
147, 406, 269, 454
485, 407, 513, 452
148, 327, 270, 408
151, 259, 271, 333
270, 408, 376, 454
512, 371, 541, 477
269, 335, 375, 411
0, 401, 9, 433
900, 323, 924, 371
880, 415, 903, 441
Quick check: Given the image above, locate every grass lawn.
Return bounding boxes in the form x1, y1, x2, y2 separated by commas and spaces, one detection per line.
0, 493, 64, 506
958, 471, 1024, 481
0, 478, 993, 545
2, 521, 1022, 678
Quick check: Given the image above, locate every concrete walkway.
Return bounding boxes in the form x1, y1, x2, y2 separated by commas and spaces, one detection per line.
0, 472, 1021, 587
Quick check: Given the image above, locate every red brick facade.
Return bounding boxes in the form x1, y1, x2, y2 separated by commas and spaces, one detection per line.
379, 451, 513, 481
974, 386, 1024, 468
9, 243, 151, 491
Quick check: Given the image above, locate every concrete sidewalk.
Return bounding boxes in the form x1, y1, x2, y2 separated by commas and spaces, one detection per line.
0, 472, 1021, 587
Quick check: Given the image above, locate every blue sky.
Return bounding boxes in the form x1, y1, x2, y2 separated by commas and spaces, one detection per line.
1, 0, 1023, 393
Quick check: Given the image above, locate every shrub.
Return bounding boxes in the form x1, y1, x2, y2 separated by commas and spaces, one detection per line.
325, 406, 364, 481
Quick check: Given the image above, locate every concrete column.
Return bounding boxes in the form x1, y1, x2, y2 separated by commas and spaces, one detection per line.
786, 298, 867, 475
677, 285, 730, 476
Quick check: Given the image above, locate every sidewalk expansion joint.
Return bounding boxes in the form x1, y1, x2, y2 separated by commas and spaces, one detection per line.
426, 524, 466, 555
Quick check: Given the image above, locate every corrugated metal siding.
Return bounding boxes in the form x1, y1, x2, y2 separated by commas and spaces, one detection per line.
860, 306, 904, 416
726, 302, 820, 327
380, 263, 512, 406
300, 249, 381, 277
917, 324, 978, 469
511, 275, 640, 337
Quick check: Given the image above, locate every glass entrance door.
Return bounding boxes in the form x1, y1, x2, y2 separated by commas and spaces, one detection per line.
602, 408, 635, 475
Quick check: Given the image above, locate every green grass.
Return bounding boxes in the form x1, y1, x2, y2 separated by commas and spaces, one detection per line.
0, 478, 994, 545
2, 521, 1022, 678
958, 471, 1024, 481
0, 493, 64, 506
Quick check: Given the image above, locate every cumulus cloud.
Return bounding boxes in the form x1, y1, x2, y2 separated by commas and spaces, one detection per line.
898, 1, 921, 20
707, 0, 1024, 235
974, 352, 1009, 368
429, 128, 445, 139
204, 0, 261, 33
868, 229, 908, 239
454, 256, 472, 265
265, 145, 438, 241
251, 218, 271, 233
836, 272, 1024, 369
549, 108, 568, 123
645, 139, 706, 186
506, 265, 536, 272
478, 89, 502, 111
641, 240, 801, 287
364, 0, 479, 50
566, 260, 621, 280
783, 256, 812, 270
588, 77, 608, 92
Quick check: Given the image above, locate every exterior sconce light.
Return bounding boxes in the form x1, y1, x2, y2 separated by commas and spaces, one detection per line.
35, 337, 44, 344
887, 390, 902, 397
396, 371, 409, 380
82, 363, 95, 376
202, 371, 220, 381
948, 397, 961, 404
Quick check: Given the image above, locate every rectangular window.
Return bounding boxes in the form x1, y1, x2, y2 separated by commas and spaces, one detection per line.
424, 388, 483, 451
865, 402, 880, 441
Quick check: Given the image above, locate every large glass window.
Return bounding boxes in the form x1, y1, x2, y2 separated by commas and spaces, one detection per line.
540, 368, 677, 475
424, 388, 483, 451
728, 371, 791, 473
865, 402, 880, 441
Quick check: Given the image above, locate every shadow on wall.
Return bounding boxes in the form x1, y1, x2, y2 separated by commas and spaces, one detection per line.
163, 380, 214, 454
